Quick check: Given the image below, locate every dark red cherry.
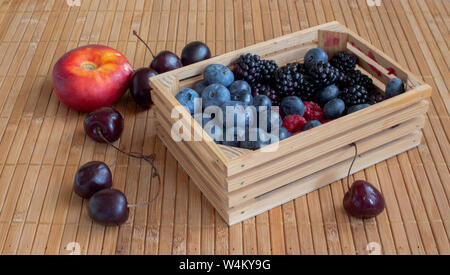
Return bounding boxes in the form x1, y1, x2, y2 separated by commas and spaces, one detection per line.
150, 50, 183, 74
130, 67, 158, 109
73, 161, 112, 199
181, 41, 211, 66
88, 189, 129, 226
84, 107, 124, 143
343, 180, 386, 219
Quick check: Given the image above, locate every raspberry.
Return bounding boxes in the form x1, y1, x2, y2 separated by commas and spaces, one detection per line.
282, 115, 307, 134
303, 101, 324, 121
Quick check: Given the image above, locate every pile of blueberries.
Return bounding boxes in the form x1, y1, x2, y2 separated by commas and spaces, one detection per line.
175, 64, 292, 150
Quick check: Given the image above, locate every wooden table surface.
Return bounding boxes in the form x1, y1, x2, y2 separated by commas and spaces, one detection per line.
0, 0, 448, 255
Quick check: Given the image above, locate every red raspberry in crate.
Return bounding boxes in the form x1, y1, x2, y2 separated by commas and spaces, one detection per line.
282, 115, 307, 134
303, 101, 324, 122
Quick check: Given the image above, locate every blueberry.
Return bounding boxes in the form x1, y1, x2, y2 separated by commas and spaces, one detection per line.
202, 83, 231, 109
253, 95, 272, 109
231, 89, 253, 105
324, 98, 345, 119
280, 96, 305, 117
223, 127, 246, 147
278, 127, 291, 141
347, 103, 371, 114
258, 107, 282, 133
194, 80, 209, 94
304, 48, 328, 70
229, 80, 251, 94
240, 128, 272, 150
221, 101, 257, 130
175, 88, 200, 114
303, 120, 322, 131
204, 64, 235, 87
385, 78, 405, 99
317, 85, 339, 105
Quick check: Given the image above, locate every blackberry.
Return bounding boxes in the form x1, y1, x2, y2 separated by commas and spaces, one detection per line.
232, 53, 278, 85
308, 62, 341, 88
296, 80, 317, 102
330, 51, 358, 72
340, 85, 369, 106
274, 63, 311, 97
259, 59, 278, 83
368, 90, 385, 105
340, 69, 375, 92
232, 53, 263, 85
252, 83, 280, 106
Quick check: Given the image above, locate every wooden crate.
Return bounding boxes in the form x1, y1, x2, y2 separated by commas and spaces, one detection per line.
150, 21, 431, 226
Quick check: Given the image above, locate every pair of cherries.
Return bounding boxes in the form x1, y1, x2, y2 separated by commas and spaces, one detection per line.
74, 107, 159, 226
129, 31, 211, 109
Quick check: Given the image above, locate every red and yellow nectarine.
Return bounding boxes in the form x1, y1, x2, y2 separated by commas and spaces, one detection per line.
52, 45, 133, 112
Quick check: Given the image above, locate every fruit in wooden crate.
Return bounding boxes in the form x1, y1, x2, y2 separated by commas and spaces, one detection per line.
317, 84, 340, 106
223, 127, 246, 147
84, 107, 124, 143
347, 104, 371, 114
385, 77, 405, 99
303, 120, 322, 131
52, 45, 133, 112
230, 89, 253, 105
339, 69, 375, 92
175, 88, 200, 115
252, 83, 280, 106
340, 85, 369, 106
130, 67, 158, 109
194, 80, 209, 94
253, 95, 272, 109
229, 80, 252, 94
232, 53, 278, 85
240, 128, 272, 150
257, 107, 282, 133
73, 161, 112, 199
308, 61, 342, 88
201, 83, 231, 109
304, 48, 328, 70
329, 51, 358, 72
280, 96, 305, 117
181, 41, 212, 66
220, 101, 257, 130
324, 98, 345, 119
282, 115, 307, 134
303, 101, 324, 122
88, 189, 129, 226
204, 64, 235, 87
274, 63, 315, 100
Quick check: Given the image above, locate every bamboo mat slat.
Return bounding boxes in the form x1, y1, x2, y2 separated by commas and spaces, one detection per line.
0, 0, 448, 255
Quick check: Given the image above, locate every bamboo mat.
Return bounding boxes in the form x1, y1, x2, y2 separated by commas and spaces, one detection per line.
0, 0, 448, 255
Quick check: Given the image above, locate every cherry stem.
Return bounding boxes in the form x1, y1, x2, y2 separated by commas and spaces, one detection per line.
96, 128, 161, 209
133, 30, 155, 59
347, 143, 358, 190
